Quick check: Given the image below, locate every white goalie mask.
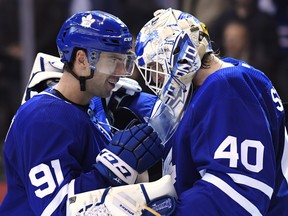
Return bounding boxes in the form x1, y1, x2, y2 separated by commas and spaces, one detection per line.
135, 8, 212, 144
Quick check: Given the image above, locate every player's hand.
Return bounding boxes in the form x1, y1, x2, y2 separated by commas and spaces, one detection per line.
94, 123, 163, 186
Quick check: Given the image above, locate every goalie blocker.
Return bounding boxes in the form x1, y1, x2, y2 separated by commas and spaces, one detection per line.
67, 175, 176, 216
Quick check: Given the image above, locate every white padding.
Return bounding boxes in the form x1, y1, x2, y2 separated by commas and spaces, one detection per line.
67, 175, 176, 216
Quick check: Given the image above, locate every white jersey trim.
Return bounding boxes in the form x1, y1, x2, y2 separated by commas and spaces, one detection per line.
281, 127, 288, 184
40, 91, 72, 104
66, 179, 75, 216
41, 179, 75, 216
202, 173, 262, 216
228, 173, 273, 198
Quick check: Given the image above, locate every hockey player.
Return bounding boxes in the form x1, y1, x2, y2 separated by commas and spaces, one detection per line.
135, 8, 288, 215
0, 11, 165, 215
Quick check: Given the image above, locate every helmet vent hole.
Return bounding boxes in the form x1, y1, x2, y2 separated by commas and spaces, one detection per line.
62, 32, 66, 41
111, 39, 119, 44
178, 59, 188, 64
106, 29, 114, 33
173, 46, 180, 55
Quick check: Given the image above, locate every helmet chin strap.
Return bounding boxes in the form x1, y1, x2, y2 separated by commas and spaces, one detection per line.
65, 63, 95, 91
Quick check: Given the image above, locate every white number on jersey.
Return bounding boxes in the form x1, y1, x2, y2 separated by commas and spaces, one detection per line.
214, 136, 264, 173
29, 159, 64, 198
271, 87, 284, 112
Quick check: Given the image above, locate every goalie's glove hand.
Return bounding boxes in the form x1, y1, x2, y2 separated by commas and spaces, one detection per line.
94, 123, 163, 186
142, 196, 176, 216
67, 175, 176, 216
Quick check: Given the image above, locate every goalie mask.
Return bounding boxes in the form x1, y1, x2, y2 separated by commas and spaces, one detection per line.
135, 8, 212, 144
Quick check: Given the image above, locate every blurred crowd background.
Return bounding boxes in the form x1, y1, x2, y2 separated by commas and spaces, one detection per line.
0, 0, 287, 187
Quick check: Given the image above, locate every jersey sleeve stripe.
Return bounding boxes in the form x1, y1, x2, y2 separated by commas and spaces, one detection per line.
66, 179, 76, 216
228, 173, 273, 198
202, 173, 262, 216
281, 127, 288, 183
41, 181, 71, 215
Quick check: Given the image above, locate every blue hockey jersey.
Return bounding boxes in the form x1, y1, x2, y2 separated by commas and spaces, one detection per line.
0, 87, 159, 215
0, 90, 112, 215
163, 58, 288, 215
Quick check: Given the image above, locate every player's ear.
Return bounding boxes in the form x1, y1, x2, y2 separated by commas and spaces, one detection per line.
76, 50, 87, 66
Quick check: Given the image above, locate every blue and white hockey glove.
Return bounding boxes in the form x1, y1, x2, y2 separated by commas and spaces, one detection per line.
67, 175, 176, 216
142, 196, 176, 216
106, 77, 143, 131
94, 123, 163, 186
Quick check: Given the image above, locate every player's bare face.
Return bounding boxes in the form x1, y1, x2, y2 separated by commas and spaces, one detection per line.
96, 52, 135, 77
86, 52, 135, 98
86, 57, 128, 98
86, 69, 120, 98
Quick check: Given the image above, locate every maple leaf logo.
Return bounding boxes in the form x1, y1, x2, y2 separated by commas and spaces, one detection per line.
81, 14, 95, 28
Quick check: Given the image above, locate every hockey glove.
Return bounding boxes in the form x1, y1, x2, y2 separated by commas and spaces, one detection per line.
94, 123, 163, 186
106, 77, 142, 131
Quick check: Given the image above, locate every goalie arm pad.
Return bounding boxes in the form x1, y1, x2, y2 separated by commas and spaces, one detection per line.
67, 175, 177, 216
22, 52, 63, 104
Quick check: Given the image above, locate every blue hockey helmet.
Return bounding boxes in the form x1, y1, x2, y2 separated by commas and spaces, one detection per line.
56, 10, 134, 64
